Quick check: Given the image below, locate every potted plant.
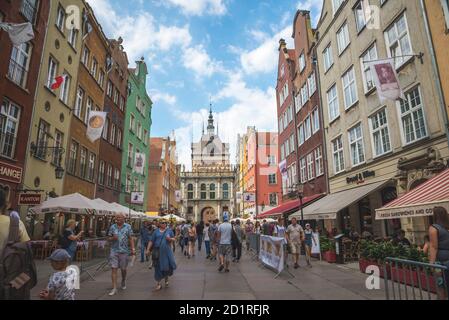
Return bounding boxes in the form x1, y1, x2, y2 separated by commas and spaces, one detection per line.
320, 237, 336, 263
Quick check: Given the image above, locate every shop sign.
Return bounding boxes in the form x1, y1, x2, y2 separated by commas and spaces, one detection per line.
18, 193, 42, 206
0, 161, 22, 184
346, 170, 375, 185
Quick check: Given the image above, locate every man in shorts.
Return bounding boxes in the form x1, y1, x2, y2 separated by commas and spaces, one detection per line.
286, 217, 304, 269
108, 213, 135, 296
217, 213, 233, 273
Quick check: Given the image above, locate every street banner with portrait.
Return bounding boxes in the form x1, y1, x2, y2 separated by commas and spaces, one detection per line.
259, 236, 284, 273
279, 160, 288, 181
175, 190, 182, 203
131, 191, 144, 205
311, 232, 321, 255
134, 153, 146, 175
369, 59, 404, 103
86, 111, 107, 142
244, 192, 256, 202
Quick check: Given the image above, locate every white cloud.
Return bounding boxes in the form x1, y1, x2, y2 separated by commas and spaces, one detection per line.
166, 0, 227, 16
182, 45, 224, 78
297, 0, 324, 26
240, 26, 294, 75
173, 73, 277, 168
150, 91, 177, 105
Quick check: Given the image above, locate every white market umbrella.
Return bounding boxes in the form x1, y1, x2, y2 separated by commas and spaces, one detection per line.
30, 193, 104, 216
162, 214, 186, 222
92, 198, 122, 216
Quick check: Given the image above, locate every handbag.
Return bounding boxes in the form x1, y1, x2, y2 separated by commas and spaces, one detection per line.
152, 229, 168, 262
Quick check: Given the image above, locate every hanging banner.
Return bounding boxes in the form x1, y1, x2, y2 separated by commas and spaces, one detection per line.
369, 59, 405, 103
86, 111, 107, 142
131, 191, 144, 205
259, 236, 284, 274
311, 232, 321, 255
175, 190, 182, 203
134, 153, 146, 175
279, 159, 288, 181
0, 22, 34, 46
243, 193, 256, 202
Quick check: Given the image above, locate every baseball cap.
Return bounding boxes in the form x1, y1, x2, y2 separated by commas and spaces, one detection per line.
48, 249, 71, 262
223, 212, 229, 222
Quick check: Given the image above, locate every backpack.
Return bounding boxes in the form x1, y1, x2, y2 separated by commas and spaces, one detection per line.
0, 216, 37, 300
231, 227, 239, 246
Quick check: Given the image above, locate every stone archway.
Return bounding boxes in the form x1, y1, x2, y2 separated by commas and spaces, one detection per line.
201, 207, 216, 224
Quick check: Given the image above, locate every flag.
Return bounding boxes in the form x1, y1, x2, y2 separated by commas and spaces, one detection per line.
50, 75, 66, 90
279, 160, 288, 182
86, 111, 107, 142
369, 59, 405, 103
0, 22, 34, 46
134, 153, 146, 175
243, 193, 256, 202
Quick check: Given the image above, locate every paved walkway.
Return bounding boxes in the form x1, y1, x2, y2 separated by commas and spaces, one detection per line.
32, 245, 387, 300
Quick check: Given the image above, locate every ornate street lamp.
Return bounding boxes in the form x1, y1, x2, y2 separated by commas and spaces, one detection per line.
55, 166, 65, 180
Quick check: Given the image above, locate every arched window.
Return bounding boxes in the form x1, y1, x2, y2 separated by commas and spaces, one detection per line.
223, 183, 229, 200
201, 184, 207, 200
210, 184, 216, 200
187, 184, 194, 200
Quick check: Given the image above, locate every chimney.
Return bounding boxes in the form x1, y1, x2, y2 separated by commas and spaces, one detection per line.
278, 38, 287, 52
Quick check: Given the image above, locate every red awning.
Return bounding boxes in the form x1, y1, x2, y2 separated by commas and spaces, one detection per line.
376, 168, 449, 220
257, 193, 325, 219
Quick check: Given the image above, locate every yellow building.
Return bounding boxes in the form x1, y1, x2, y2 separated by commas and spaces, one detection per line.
22, 1, 84, 228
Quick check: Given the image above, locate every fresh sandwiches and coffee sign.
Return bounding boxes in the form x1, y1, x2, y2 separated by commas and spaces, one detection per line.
346, 170, 375, 185
0, 161, 23, 184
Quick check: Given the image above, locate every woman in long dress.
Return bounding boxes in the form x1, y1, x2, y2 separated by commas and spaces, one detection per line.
146, 220, 177, 291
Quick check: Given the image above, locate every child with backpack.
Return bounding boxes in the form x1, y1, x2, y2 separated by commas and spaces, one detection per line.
39, 249, 77, 300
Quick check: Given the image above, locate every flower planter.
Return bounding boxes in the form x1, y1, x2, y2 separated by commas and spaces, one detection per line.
390, 267, 437, 294
324, 251, 336, 263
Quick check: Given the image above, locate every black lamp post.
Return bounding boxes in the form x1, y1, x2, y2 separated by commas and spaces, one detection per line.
55, 166, 65, 180
297, 183, 305, 227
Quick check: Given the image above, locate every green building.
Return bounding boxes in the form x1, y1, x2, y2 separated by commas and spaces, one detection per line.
120, 58, 152, 212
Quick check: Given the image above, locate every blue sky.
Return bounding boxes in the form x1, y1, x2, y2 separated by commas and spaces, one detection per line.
88, 0, 323, 168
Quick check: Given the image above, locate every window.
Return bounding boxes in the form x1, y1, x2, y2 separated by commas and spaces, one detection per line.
133, 178, 138, 191
327, 84, 339, 122
348, 124, 365, 166
74, 87, 84, 119
307, 153, 314, 180
143, 129, 148, 145
223, 183, 229, 199
210, 184, 216, 200
127, 143, 133, 166
46, 56, 58, 89
298, 124, 305, 146
68, 28, 78, 48
60, 72, 71, 104
91, 58, 98, 78
269, 193, 278, 206
285, 138, 290, 156
98, 70, 105, 87
354, 1, 367, 32
342, 66, 358, 109
79, 148, 87, 178
332, 136, 345, 174
35, 120, 50, 160
201, 184, 207, 200
130, 114, 135, 132
107, 81, 113, 97
110, 124, 116, 145
360, 44, 378, 93
114, 89, 119, 105
56, 6, 65, 31
126, 174, 131, 193
280, 64, 285, 78
98, 161, 105, 185
385, 13, 412, 68
81, 46, 90, 66
278, 118, 283, 134
294, 94, 301, 113
332, 0, 344, 14
68, 141, 78, 174
323, 45, 334, 72
283, 112, 288, 130
442, 0, 449, 29
288, 105, 293, 124
299, 53, 306, 72
290, 135, 295, 153
102, 117, 109, 140
268, 155, 276, 166
21, 0, 39, 24
107, 164, 113, 187
137, 122, 142, 140
280, 143, 285, 160
370, 109, 391, 157
315, 147, 324, 177
84, 98, 93, 124
8, 43, 32, 88
308, 73, 316, 96
337, 22, 350, 54
119, 96, 125, 111
114, 169, 120, 189
117, 129, 122, 149
398, 87, 427, 144
301, 84, 309, 107
88, 153, 96, 181
300, 158, 307, 183
0, 99, 20, 159
268, 174, 277, 184
304, 116, 312, 141
312, 108, 320, 133
291, 162, 297, 185
52, 130, 64, 166
187, 184, 194, 200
